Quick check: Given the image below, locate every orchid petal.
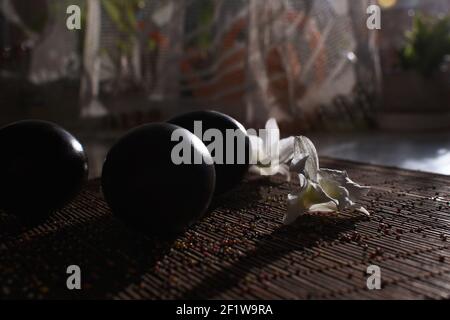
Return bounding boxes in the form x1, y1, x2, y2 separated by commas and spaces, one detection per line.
248, 119, 295, 180
344, 177, 371, 203
319, 168, 371, 205
248, 120, 371, 221
289, 154, 309, 173
319, 168, 347, 184
265, 118, 280, 131
284, 193, 302, 225
278, 136, 295, 164
354, 206, 370, 216
249, 165, 278, 176
298, 173, 307, 189
304, 180, 338, 208
309, 201, 338, 212
293, 136, 319, 182
284, 138, 371, 224
283, 179, 337, 224
276, 164, 291, 182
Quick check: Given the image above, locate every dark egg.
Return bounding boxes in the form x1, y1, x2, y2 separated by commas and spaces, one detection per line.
168, 110, 250, 195
0, 120, 88, 221
101, 123, 215, 236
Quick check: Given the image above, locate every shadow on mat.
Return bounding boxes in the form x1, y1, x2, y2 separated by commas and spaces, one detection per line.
208, 176, 285, 212
0, 213, 175, 299
180, 214, 364, 299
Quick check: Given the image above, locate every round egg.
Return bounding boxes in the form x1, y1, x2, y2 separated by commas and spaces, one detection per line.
101, 123, 215, 236
0, 120, 88, 221
168, 110, 250, 195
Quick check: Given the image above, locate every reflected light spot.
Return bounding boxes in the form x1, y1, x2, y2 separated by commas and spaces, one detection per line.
402, 152, 450, 176
378, 0, 397, 9
71, 139, 84, 153
346, 52, 357, 63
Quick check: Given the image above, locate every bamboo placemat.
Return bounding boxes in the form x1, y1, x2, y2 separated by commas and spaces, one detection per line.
1, 158, 450, 299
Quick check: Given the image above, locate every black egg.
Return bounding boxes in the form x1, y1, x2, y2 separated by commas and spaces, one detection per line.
101, 123, 215, 236
0, 120, 88, 221
168, 110, 250, 195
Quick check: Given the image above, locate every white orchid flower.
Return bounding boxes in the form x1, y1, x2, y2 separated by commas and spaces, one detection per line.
283, 136, 371, 225
248, 118, 295, 181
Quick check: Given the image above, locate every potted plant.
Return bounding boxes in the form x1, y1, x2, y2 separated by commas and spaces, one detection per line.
380, 14, 450, 130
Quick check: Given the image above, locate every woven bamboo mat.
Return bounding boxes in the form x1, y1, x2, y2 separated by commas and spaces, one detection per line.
1, 157, 450, 300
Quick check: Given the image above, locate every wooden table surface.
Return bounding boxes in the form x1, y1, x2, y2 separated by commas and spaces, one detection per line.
1, 158, 450, 299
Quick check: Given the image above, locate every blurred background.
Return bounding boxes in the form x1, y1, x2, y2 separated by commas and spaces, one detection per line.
1, 0, 449, 178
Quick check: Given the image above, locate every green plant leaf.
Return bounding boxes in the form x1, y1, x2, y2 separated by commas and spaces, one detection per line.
399, 14, 450, 76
